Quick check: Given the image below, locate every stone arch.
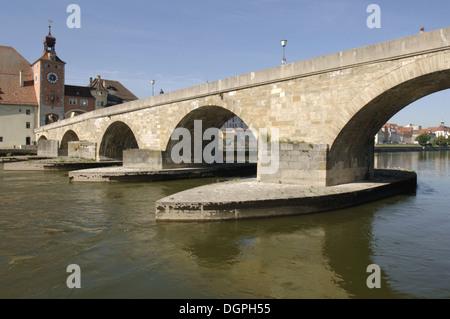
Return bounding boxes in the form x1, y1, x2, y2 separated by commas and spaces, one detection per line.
60, 130, 79, 156
163, 105, 257, 168
99, 121, 139, 160
45, 113, 59, 125
327, 59, 450, 185
38, 135, 48, 141
65, 109, 87, 118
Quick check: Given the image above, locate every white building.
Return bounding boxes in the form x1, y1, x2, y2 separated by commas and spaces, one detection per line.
0, 46, 38, 148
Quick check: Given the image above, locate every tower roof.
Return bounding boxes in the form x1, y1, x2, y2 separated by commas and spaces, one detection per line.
44, 21, 56, 52
33, 22, 65, 64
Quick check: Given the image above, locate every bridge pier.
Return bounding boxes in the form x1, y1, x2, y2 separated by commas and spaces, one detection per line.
123, 149, 164, 169
68, 141, 96, 160
258, 142, 329, 186
326, 139, 375, 186
37, 140, 59, 157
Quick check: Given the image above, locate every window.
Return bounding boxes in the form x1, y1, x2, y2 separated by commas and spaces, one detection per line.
80, 100, 88, 106
45, 63, 51, 68
26, 122, 31, 129
26, 137, 31, 145
0, 137, 3, 142
26, 109, 31, 115
97, 101, 104, 107
69, 99, 77, 105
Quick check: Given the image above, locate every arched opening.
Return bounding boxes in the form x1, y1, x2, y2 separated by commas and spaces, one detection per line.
327, 70, 450, 186
38, 135, 47, 141
59, 130, 79, 156
164, 106, 257, 170
99, 121, 138, 160
45, 113, 59, 124
65, 110, 87, 118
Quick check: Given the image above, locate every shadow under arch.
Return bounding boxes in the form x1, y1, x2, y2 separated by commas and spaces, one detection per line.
60, 130, 79, 156
327, 70, 450, 186
163, 105, 257, 168
99, 121, 138, 160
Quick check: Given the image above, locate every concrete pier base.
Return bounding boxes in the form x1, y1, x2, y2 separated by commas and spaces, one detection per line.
2, 157, 121, 171
155, 169, 417, 222
68, 163, 256, 182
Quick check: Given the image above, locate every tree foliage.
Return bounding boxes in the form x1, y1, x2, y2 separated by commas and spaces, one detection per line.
433, 135, 448, 147
415, 133, 430, 146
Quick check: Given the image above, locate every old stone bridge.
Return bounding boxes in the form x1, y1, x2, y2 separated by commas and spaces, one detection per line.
36, 27, 450, 186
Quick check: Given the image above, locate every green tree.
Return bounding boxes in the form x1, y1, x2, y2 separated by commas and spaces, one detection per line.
415, 133, 430, 146
433, 135, 448, 147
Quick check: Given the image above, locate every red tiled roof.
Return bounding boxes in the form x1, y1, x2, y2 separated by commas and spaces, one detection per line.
428, 125, 450, 132
32, 50, 65, 65
0, 46, 37, 106
414, 129, 432, 135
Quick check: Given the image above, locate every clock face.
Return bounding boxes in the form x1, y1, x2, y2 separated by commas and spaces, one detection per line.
47, 72, 59, 84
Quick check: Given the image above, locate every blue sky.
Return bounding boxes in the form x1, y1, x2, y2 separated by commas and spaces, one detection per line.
1, 0, 449, 128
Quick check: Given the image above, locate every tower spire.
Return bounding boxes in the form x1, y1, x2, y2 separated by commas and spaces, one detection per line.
48, 19, 53, 34
43, 20, 56, 52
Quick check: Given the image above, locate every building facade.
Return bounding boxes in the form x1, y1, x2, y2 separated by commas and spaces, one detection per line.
0, 46, 38, 148
0, 26, 137, 149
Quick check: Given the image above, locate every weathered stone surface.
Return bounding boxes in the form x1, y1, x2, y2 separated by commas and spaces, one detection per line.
123, 149, 163, 169
155, 169, 417, 221
68, 141, 96, 160
37, 140, 59, 157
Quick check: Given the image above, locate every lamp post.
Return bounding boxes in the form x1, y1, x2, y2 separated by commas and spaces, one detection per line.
151, 80, 155, 96
281, 39, 287, 64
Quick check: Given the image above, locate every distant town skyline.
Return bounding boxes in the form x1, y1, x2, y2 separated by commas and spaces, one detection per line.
1, 0, 449, 129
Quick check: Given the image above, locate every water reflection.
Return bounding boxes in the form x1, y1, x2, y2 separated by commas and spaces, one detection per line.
154, 219, 350, 298
1, 152, 450, 298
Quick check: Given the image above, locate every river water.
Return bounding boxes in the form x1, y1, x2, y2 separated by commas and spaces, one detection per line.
1, 151, 449, 299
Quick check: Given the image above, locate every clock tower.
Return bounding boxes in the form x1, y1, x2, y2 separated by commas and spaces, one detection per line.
33, 22, 66, 126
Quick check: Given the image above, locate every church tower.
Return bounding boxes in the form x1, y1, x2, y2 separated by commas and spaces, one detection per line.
32, 21, 66, 126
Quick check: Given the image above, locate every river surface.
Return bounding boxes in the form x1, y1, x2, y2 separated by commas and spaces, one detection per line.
1, 151, 449, 299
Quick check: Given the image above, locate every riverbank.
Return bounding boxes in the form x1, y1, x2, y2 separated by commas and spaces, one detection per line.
156, 168, 417, 222
0, 148, 37, 157
375, 145, 449, 152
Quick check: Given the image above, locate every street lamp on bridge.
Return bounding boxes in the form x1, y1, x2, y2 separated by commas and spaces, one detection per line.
281, 39, 287, 65
151, 80, 155, 96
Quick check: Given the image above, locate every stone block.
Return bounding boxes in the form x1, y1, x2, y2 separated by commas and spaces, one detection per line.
123, 149, 163, 169
68, 141, 96, 160
37, 140, 59, 157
